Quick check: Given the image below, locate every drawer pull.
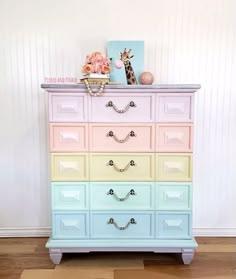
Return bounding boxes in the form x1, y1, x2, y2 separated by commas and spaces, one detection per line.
106, 101, 136, 113
108, 160, 136, 172
107, 218, 136, 230
107, 189, 135, 201
106, 130, 136, 143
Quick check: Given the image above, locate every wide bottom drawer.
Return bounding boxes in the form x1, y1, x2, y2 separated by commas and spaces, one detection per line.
90, 211, 154, 239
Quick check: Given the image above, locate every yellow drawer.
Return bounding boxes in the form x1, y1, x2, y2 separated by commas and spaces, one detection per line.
90, 153, 155, 181
156, 153, 192, 182
51, 153, 89, 181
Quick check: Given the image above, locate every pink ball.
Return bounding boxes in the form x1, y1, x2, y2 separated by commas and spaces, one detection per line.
139, 72, 154, 85
114, 59, 123, 69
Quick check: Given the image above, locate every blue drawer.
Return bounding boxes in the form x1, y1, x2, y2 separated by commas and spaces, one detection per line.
52, 211, 89, 239
90, 182, 155, 210
90, 211, 154, 239
156, 212, 191, 239
156, 182, 192, 210
51, 182, 89, 210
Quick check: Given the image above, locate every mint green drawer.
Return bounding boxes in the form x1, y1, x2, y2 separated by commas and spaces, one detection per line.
90, 182, 155, 210
156, 182, 192, 210
51, 182, 89, 210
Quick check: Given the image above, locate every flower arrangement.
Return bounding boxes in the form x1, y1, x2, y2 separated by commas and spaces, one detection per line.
82, 51, 111, 75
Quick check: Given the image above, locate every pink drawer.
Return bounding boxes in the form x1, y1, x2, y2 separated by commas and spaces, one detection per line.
156, 124, 193, 152
156, 94, 194, 122
90, 123, 155, 152
90, 93, 155, 122
49, 93, 88, 122
49, 123, 88, 152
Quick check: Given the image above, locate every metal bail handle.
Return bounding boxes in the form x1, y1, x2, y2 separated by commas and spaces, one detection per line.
106, 130, 136, 143
108, 160, 136, 172
107, 218, 137, 230
106, 101, 136, 113
107, 189, 136, 201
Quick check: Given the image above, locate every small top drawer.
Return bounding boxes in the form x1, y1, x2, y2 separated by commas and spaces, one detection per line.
49, 93, 88, 122
156, 94, 194, 122
90, 93, 155, 122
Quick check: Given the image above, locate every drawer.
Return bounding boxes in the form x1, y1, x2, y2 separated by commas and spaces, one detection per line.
51, 153, 89, 181
90, 93, 155, 122
90, 211, 154, 239
49, 93, 88, 122
49, 123, 88, 152
156, 182, 192, 210
156, 124, 193, 152
52, 211, 89, 239
90, 123, 155, 152
90, 182, 155, 210
156, 153, 192, 181
156, 212, 191, 239
90, 153, 155, 181
156, 94, 194, 122
51, 182, 89, 210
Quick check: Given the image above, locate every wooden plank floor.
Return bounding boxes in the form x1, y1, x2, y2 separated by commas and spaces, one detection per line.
0, 237, 235, 279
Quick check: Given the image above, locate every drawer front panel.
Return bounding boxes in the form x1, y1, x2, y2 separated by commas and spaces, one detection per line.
156, 212, 191, 239
90, 153, 155, 181
156, 183, 192, 210
156, 124, 193, 152
90, 182, 155, 210
51, 182, 89, 210
157, 95, 193, 122
49, 93, 88, 122
90, 94, 155, 122
51, 153, 89, 181
90, 211, 154, 239
90, 123, 155, 152
50, 123, 88, 152
156, 154, 192, 181
52, 211, 89, 239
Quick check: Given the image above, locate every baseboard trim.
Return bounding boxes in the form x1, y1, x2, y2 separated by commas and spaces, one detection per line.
0, 227, 235, 238
193, 228, 236, 237
0, 227, 51, 237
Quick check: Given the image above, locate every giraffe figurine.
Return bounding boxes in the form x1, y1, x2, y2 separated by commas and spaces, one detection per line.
120, 48, 137, 85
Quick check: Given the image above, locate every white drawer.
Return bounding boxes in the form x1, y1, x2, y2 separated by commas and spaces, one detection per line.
49, 93, 88, 122
90, 93, 155, 122
156, 94, 194, 122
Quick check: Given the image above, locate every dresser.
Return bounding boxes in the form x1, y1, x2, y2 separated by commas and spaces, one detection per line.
42, 84, 200, 265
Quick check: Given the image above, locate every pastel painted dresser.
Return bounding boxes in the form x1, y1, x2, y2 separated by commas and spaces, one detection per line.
42, 84, 200, 264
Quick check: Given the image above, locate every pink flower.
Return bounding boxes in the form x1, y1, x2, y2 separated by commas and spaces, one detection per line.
82, 64, 92, 73
82, 51, 111, 74
85, 54, 92, 63
102, 65, 110, 74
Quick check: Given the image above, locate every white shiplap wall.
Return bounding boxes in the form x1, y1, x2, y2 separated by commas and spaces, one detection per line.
0, 0, 236, 236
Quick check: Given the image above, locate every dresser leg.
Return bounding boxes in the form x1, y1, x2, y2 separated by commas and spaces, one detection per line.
49, 249, 63, 264
181, 248, 194, 264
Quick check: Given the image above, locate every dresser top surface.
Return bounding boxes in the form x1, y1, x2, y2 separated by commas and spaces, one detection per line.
41, 83, 200, 93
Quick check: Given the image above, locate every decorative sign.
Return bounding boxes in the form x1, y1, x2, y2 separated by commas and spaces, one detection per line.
107, 41, 144, 85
